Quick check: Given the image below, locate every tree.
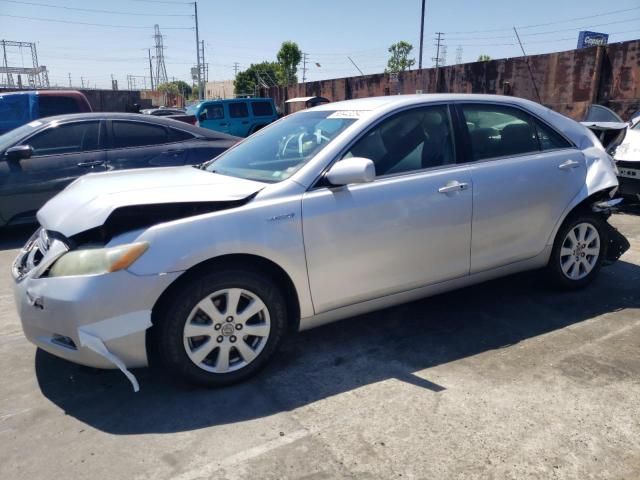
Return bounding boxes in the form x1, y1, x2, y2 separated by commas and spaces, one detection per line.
234, 61, 282, 95
386, 41, 416, 74
477, 54, 492, 62
157, 80, 192, 97
277, 41, 302, 86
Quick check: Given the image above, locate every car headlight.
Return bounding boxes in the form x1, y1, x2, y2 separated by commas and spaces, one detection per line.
48, 242, 149, 277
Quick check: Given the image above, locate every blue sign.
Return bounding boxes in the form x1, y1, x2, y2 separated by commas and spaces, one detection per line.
577, 31, 609, 49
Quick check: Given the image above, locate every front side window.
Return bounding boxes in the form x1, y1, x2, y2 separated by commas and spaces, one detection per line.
229, 102, 249, 118
112, 121, 168, 148
204, 110, 357, 182
202, 104, 224, 120
461, 104, 539, 160
343, 105, 455, 176
27, 121, 100, 156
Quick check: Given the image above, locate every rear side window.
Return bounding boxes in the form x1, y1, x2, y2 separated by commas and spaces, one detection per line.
112, 121, 168, 148
534, 120, 572, 150
228, 102, 249, 118
168, 128, 194, 142
461, 104, 539, 160
28, 121, 100, 155
38, 96, 81, 118
251, 101, 273, 117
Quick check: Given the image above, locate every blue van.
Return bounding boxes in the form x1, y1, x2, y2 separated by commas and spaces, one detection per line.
187, 98, 278, 137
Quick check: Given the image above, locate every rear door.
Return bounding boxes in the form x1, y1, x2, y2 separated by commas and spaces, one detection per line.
456, 102, 586, 273
227, 101, 251, 137
0, 120, 106, 224
106, 120, 189, 170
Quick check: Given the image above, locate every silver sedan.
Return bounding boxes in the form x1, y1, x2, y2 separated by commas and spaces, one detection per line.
12, 94, 629, 390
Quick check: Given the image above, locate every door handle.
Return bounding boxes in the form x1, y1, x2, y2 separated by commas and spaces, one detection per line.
77, 160, 104, 167
241, 120, 249, 125
558, 159, 580, 170
438, 181, 469, 194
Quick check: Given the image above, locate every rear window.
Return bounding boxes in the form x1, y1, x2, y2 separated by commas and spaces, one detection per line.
38, 96, 82, 118
228, 102, 249, 118
251, 101, 273, 117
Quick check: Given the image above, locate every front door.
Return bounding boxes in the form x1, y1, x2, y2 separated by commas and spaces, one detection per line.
198, 102, 229, 134
0, 120, 106, 224
456, 103, 587, 273
302, 104, 473, 313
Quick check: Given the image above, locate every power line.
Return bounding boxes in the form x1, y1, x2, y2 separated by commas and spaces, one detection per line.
131, 0, 190, 4
446, 5, 640, 34
0, 0, 192, 16
447, 16, 640, 40
0, 14, 193, 29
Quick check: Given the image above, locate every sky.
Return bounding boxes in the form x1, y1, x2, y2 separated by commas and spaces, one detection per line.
1, 0, 639, 90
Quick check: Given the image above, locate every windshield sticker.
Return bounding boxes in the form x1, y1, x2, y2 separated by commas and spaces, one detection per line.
327, 110, 366, 119
28, 120, 43, 127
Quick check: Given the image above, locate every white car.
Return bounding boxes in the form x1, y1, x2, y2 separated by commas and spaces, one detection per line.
12, 94, 629, 390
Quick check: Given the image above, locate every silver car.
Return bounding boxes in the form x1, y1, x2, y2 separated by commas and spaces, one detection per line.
12, 94, 629, 390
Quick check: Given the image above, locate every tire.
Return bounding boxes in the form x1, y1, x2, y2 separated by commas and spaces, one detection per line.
547, 211, 607, 290
153, 268, 287, 387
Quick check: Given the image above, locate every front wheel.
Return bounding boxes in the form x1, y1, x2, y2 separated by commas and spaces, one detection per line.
547, 212, 606, 289
153, 269, 287, 386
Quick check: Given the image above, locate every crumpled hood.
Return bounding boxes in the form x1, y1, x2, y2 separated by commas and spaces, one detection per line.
38, 166, 265, 236
614, 127, 640, 162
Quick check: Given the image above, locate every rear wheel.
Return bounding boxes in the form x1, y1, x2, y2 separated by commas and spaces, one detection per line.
154, 269, 287, 386
547, 212, 606, 289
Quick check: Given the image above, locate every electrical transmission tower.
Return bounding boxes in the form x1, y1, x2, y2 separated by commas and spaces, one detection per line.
153, 24, 168, 86
1, 40, 49, 88
455, 46, 463, 65
440, 45, 448, 66
233, 62, 240, 77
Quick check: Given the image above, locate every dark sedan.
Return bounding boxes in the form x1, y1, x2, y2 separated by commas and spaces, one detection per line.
0, 112, 239, 227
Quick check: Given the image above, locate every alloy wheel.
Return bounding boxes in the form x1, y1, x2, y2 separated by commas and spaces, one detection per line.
183, 288, 271, 373
559, 222, 600, 280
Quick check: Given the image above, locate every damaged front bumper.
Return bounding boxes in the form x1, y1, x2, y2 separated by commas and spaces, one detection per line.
13, 250, 181, 391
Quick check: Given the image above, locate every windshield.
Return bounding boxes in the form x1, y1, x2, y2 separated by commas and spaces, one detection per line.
204, 110, 357, 182
0, 120, 42, 152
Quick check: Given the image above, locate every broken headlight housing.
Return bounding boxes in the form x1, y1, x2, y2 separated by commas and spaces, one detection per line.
48, 242, 149, 278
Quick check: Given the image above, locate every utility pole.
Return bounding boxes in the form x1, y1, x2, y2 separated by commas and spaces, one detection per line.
418, 0, 426, 69
148, 49, 154, 90
200, 40, 207, 91
81, 76, 85, 88
432, 32, 444, 93
302, 52, 308, 83
68, 72, 72, 87
233, 62, 240, 77
194, 1, 203, 100
513, 27, 541, 102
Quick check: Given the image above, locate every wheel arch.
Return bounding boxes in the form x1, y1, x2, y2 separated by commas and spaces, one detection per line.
547, 187, 617, 246
150, 253, 301, 330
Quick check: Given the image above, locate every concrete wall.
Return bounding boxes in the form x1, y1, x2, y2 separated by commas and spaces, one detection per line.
262, 39, 640, 120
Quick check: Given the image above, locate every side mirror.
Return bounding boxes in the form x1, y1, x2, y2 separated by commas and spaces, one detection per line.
325, 157, 375, 186
198, 112, 207, 122
5, 145, 33, 161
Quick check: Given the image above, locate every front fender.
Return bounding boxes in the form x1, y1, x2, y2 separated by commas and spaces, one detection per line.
127, 195, 315, 318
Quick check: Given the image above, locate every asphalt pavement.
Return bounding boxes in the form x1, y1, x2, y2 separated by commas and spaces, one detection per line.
1, 212, 639, 480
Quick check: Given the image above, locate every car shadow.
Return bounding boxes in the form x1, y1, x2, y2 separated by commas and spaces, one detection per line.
35, 258, 640, 435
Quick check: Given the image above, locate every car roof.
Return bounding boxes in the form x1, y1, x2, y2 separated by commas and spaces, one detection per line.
30, 112, 239, 140
310, 94, 545, 112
